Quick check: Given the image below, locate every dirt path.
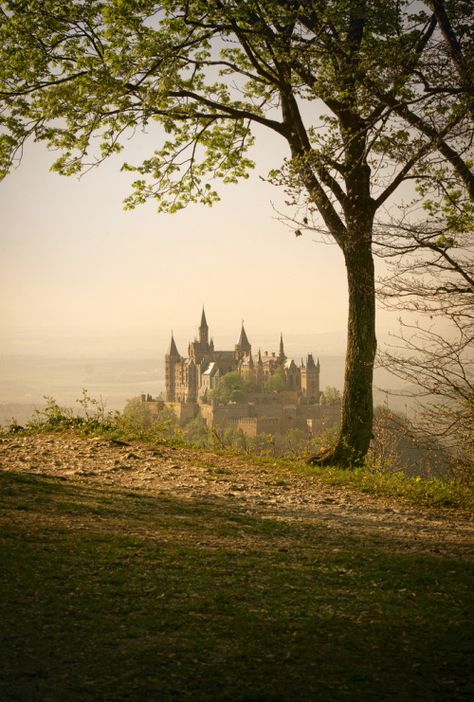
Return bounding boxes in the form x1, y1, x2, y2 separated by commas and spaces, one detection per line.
1, 433, 472, 557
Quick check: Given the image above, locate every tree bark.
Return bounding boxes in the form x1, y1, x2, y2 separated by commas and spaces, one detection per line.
309, 235, 377, 467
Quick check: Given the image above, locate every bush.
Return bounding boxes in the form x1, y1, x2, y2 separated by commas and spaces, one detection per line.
26, 391, 114, 434
264, 367, 287, 392
321, 387, 342, 406
182, 416, 210, 448
115, 399, 181, 442
210, 372, 255, 404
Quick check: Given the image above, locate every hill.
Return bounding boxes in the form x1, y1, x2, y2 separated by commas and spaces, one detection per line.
0, 433, 473, 701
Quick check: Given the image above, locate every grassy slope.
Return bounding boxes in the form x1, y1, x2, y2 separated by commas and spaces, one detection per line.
0, 469, 472, 702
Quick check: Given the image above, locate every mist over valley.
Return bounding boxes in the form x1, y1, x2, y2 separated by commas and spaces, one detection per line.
0, 328, 410, 426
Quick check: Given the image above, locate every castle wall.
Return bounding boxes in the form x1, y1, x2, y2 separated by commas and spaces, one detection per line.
199, 403, 215, 427
295, 404, 321, 420
227, 416, 282, 437
141, 398, 165, 417
184, 398, 336, 435
307, 405, 341, 433
256, 417, 284, 435
248, 391, 299, 405
210, 403, 256, 427
227, 417, 258, 437
166, 401, 199, 425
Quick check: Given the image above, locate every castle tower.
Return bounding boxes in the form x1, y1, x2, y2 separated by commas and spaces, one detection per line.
187, 358, 197, 402
235, 322, 251, 359
285, 359, 299, 390
165, 333, 180, 401
199, 307, 209, 349
301, 353, 320, 402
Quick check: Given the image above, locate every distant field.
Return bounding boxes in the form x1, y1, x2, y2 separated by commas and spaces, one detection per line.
0, 355, 165, 423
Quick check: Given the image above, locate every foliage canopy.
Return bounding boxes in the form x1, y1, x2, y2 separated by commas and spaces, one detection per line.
0, 0, 472, 466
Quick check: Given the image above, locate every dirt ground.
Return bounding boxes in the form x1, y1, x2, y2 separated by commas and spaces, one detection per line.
1, 432, 472, 558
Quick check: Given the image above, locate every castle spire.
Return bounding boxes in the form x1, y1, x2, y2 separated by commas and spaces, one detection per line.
167, 332, 180, 359
279, 333, 286, 362
200, 306, 208, 330
199, 306, 209, 348
236, 322, 251, 352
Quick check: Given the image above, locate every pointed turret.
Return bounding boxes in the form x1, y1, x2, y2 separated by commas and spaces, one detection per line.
167, 333, 180, 359
199, 306, 209, 348
236, 322, 251, 353
306, 353, 316, 369
258, 349, 263, 365
165, 333, 180, 402
279, 333, 286, 362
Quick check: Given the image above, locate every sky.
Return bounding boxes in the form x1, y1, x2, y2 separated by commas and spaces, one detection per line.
1, 124, 337, 355
0, 116, 404, 366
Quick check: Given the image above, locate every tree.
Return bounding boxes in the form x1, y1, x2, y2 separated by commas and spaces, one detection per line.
369, 406, 456, 479
264, 366, 287, 392
122, 396, 154, 430
321, 386, 342, 406
377, 216, 474, 477
210, 371, 253, 404
0, 1, 471, 465
182, 415, 210, 447
120, 396, 180, 437
372, 0, 473, 475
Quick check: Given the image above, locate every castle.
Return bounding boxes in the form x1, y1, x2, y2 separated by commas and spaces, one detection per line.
143, 309, 339, 436
165, 308, 320, 404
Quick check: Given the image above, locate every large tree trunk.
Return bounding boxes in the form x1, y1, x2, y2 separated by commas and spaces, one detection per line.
310, 236, 377, 467
285, 92, 377, 468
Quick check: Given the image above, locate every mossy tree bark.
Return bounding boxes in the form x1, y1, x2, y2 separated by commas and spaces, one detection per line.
299, 110, 377, 467
312, 240, 376, 466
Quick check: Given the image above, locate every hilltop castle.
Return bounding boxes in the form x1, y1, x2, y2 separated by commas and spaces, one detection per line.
165, 308, 320, 404
138, 309, 341, 437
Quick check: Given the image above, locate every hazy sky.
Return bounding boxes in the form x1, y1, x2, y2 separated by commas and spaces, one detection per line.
1, 120, 400, 360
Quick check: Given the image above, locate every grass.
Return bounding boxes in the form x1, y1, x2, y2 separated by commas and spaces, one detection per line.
8, 393, 473, 511
285, 459, 474, 511
0, 469, 473, 701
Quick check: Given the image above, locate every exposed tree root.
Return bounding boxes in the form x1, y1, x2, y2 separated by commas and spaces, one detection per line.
306, 447, 343, 467
307, 444, 367, 468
